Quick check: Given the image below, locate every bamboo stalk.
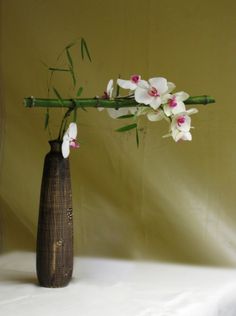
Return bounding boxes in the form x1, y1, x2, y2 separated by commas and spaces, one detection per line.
24, 95, 215, 109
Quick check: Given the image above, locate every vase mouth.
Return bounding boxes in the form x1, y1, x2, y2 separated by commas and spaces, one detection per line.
49, 139, 63, 144
49, 140, 62, 152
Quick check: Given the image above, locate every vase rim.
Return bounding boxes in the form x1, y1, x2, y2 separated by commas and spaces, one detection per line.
49, 139, 63, 144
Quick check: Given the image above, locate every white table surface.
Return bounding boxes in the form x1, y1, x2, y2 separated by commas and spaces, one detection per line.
0, 252, 236, 316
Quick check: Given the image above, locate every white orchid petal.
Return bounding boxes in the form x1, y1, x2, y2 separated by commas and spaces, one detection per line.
129, 83, 138, 90
135, 87, 153, 105
149, 77, 168, 94
172, 129, 183, 142
161, 93, 172, 104
163, 104, 172, 117
171, 114, 191, 132
162, 132, 172, 138
179, 116, 191, 132
117, 79, 137, 90
118, 107, 130, 116
150, 97, 162, 110
107, 107, 129, 119
107, 108, 120, 119
167, 82, 176, 93
109, 87, 114, 99
180, 125, 191, 133
172, 101, 186, 115
107, 79, 113, 94
147, 111, 164, 122
181, 132, 192, 141
187, 108, 199, 115
68, 122, 77, 139
174, 91, 189, 101
63, 132, 70, 142
62, 140, 70, 158
129, 107, 138, 114
136, 107, 149, 116
137, 80, 149, 89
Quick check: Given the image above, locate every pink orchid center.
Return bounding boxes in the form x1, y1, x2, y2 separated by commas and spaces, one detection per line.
168, 96, 177, 108
131, 74, 140, 84
102, 91, 109, 99
177, 116, 186, 126
70, 139, 80, 149
148, 86, 160, 97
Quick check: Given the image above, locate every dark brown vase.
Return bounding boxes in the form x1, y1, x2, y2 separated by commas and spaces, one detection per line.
36, 140, 73, 288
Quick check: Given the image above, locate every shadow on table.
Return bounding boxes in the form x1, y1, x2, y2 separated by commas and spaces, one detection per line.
0, 271, 37, 285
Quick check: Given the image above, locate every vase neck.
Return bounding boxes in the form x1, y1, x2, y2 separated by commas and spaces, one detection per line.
49, 140, 62, 153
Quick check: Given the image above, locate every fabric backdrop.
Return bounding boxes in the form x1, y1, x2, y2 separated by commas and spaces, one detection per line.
0, 0, 236, 266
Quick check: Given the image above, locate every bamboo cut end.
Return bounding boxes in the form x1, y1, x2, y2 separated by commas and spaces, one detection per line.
24, 96, 35, 107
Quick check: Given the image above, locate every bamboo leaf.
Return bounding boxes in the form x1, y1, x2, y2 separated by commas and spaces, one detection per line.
57, 39, 77, 62
77, 86, 83, 97
44, 109, 49, 129
52, 87, 64, 106
48, 67, 70, 72
136, 127, 139, 147
66, 48, 74, 69
66, 41, 77, 49
117, 114, 135, 119
70, 67, 76, 87
66, 47, 76, 87
80, 39, 84, 60
81, 38, 92, 62
83, 40, 92, 62
116, 123, 137, 132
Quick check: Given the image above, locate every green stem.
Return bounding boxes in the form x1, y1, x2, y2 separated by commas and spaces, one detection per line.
57, 107, 74, 140
24, 95, 215, 109
184, 95, 215, 105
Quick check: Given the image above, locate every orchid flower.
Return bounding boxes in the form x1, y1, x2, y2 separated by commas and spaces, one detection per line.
117, 74, 142, 91
146, 108, 166, 122
102, 79, 114, 100
62, 122, 80, 158
163, 108, 198, 142
163, 91, 189, 116
134, 77, 175, 110
99, 79, 131, 118
107, 107, 131, 119
133, 106, 165, 122
98, 80, 114, 112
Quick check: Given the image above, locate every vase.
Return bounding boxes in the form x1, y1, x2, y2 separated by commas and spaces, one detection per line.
36, 140, 73, 288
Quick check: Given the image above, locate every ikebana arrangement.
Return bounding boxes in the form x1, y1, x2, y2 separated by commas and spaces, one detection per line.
24, 38, 215, 288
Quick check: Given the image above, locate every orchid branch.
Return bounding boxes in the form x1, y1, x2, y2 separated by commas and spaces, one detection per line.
24, 95, 215, 109
25, 39, 216, 149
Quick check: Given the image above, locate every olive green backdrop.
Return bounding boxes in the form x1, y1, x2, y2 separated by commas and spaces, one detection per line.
1, 0, 236, 266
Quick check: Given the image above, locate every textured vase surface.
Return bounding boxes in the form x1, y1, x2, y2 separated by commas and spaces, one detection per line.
36, 140, 73, 288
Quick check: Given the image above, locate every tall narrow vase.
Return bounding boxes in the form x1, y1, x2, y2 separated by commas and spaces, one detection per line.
36, 140, 73, 288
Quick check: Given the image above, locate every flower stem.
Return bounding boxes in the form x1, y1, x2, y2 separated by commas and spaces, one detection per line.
57, 107, 74, 140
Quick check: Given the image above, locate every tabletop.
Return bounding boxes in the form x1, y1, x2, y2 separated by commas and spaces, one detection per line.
0, 252, 236, 316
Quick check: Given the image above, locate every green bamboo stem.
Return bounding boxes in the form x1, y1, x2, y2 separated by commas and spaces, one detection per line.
24, 95, 215, 109
184, 95, 215, 105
